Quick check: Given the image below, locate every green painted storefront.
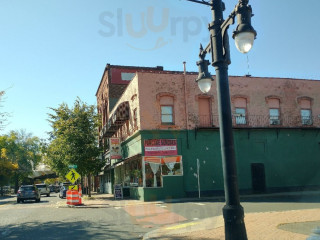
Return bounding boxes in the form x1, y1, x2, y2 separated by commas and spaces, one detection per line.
117, 128, 320, 201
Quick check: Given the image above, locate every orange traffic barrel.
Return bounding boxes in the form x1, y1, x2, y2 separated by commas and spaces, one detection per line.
78, 186, 82, 205
66, 190, 80, 205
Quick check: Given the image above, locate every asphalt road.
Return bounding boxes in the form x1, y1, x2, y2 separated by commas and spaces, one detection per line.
0, 193, 147, 240
1, 192, 319, 240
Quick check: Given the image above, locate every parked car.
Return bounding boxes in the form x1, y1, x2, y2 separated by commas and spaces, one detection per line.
59, 182, 71, 198
17, 185, 41, 203
35, 184, 50, 197
0, 186, 12, 195
49, 185, 60, 193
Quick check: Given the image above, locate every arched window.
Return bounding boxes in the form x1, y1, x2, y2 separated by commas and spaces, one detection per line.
266, 96, 281, 125
297, 97, 313, 125
233, 97, 248, 125
198, 96, 213, 127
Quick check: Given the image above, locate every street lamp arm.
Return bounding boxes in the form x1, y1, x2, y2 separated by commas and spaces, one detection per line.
199, 12, 235, 65
185, 0, 212, 7
199, 42, 211, 59
221, 10, 236, 35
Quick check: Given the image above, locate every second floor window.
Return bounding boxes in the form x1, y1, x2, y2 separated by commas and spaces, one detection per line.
161, 106, 173, 124
235, 108, 246, 125
269, 108, 280, 125
301, 109, 312, 125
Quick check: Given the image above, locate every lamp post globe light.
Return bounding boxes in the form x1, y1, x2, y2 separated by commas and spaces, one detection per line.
188, 0, 257, 239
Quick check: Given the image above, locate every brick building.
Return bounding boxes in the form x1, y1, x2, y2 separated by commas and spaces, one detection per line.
96, 64, 320, 201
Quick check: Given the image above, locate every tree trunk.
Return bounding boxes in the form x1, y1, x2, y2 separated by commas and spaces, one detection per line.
15, 174, 19, 194
88, 174, 91, 197
81, 176, 84, 195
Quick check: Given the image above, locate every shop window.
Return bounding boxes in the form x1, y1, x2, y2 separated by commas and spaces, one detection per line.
115, 159, 143, 187
143, 156, 183, 188
161, 106, 173, 124
145, 161, 162, 187
161, 156, 183, 176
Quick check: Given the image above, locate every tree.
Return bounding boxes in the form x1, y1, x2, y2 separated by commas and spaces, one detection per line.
0, 148, 18, 196
0, 131, 42, 192
46, 98, 103, 197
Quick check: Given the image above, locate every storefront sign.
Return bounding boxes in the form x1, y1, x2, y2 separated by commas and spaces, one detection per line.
144, 139, 177, 156
110, 138, 122, 159
114, 184, 123, 200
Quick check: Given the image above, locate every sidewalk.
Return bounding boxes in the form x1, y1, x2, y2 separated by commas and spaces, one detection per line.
144, 208, 320, 240
69, 191, 320, 239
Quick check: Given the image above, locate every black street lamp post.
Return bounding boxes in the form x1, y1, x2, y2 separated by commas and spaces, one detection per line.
188, 0, 257, 239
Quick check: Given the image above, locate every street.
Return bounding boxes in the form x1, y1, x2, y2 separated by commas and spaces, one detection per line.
1, 192, 320, 240
0, 193, 147, 240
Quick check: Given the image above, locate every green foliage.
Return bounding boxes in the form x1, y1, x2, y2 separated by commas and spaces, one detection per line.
46, 98, 103, 178
0, 148, 18, 186
0, 130, 42, 187
44, 178, 58, 185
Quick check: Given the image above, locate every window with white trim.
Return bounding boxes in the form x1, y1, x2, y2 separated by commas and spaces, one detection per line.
235, 108, 246, 125
269, 108, 280, 125
301, 109, 312, 125
161, 106, 173, 124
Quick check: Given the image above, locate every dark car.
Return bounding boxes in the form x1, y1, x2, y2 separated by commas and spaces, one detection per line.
59, 182, 71, 198
17, 185, 41, 203
49, 185, 60, 193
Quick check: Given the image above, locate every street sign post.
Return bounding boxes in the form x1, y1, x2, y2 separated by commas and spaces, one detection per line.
66, 169, 80, 184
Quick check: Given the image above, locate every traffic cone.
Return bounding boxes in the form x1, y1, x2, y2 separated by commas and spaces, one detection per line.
78, 185, 82, 205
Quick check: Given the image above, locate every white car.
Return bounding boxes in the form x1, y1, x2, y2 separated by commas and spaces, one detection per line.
35, 184, 50, 197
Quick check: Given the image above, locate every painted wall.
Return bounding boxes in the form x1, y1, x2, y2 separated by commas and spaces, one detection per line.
138, 128, 320, 199
130, 176, 185, 201
136, 72, 320, 130
98, 69, 320, 200
105, 71, 320, 146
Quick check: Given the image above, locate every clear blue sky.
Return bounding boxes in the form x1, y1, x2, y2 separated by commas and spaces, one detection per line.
1, 0, 320, 139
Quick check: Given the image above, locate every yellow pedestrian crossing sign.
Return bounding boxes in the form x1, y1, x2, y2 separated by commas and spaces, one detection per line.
69, 185, 78, 190
66, 169, 80, 184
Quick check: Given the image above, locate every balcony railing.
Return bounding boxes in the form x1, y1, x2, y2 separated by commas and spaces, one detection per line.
198, 115, 213, 127
99, 101, 130, 138
196, 114, 320, 128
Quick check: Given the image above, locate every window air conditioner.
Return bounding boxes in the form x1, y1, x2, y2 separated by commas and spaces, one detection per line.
270, 119, 280, 125
302, 119, 313, 125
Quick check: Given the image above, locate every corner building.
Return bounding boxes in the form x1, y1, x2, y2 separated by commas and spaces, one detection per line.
96, 64, 320, 201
